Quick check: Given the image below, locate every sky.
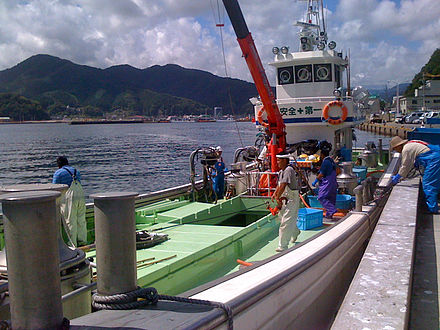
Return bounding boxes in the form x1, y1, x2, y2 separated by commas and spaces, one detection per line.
0, 0, 439, 89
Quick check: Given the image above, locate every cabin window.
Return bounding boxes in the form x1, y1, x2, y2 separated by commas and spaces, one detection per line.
295, 64, 312, 83
313, 64, 332, 82
335, 65, 341, 88
434, 99, 440, 103
277, 66, 294, 85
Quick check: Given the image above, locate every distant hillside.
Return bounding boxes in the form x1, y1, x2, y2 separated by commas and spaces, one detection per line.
0, 54, 258, 118
368, 83, 410, 103
405, 48, 440, 97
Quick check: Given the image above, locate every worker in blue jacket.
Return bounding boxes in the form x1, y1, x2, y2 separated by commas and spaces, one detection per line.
212, 146, 226, 199
390, 136, 440, 213
312, 142, 339, 219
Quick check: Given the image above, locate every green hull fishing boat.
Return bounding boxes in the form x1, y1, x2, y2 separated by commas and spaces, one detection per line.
0, 0, 399, 329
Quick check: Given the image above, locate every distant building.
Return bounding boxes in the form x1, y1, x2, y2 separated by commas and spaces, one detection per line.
400, 80, 440, 113
366, 96, 381, 114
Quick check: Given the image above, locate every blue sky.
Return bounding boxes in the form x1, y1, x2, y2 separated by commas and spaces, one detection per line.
0, 0, 438, 89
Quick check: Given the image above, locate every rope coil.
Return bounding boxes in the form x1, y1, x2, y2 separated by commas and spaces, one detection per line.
92, 287, 233, 329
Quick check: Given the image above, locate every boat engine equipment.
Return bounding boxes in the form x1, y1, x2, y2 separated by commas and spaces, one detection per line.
226, 162, 248, 198
337, 162, 358, 195
358, 141, 378, 168
233, 146, 259, 163
189, 147, 220, 200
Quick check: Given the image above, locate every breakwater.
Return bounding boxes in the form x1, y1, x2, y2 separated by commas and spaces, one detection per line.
357, 123, 412, 139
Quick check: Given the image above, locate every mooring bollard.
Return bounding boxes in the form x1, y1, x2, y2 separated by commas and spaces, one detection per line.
0, 190, 64, 329
0, 184, 75, 273
91, 192, 139, 295
354, 185, 363, 212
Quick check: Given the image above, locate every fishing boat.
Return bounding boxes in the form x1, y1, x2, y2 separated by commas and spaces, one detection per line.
0, 0, 396, 328
196, 114, 217, 122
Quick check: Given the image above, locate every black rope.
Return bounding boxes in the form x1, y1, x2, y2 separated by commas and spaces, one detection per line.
92, 287, 233, 329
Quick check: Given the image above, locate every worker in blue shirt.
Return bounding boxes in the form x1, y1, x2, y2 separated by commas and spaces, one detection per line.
212, 146, 226, 199
53, 156, 86, 246
53, 157, 82, 186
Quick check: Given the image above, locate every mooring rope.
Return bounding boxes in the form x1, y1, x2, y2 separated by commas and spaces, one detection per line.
92, 287, 233, 329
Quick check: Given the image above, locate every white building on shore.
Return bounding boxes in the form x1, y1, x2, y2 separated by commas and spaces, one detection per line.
399, 80, 440, 113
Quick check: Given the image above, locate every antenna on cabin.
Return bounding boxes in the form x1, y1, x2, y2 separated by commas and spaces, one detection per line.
295, 0, 328, 52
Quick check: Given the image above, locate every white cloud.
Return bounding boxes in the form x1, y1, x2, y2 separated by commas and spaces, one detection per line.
0, 0, 438, 88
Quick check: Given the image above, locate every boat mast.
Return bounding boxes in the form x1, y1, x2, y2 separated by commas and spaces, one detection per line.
296, 0, 328, 52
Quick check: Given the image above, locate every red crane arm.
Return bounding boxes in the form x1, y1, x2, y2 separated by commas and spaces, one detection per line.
222, 0, 286, 170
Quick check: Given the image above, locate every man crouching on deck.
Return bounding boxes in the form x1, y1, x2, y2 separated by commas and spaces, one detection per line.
272, 152, 301, 252
390, 136, 440, 213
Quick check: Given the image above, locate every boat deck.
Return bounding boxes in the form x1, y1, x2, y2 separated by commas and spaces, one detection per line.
87, 196, 329, 295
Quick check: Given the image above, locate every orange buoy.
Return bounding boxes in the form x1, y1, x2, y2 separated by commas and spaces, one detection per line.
322, 100, 348, 125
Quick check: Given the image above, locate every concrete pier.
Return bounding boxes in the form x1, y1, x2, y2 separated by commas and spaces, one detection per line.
357, 122, 412, 138
332, 175, 440, 329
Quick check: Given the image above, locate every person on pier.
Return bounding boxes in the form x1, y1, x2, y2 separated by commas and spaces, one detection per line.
390, 136, 440, 214
272, 152, 301, 252
53, 156, 87, 246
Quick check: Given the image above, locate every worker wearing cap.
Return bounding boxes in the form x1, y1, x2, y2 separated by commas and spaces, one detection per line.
272, 152, 300, 252
212, 146, 226, 199
390, 136, 440, 213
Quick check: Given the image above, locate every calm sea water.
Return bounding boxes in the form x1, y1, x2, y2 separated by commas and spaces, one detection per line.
0, 122, 390, 199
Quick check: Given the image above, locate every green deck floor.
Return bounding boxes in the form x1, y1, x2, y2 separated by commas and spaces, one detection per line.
87, 196, 328, 295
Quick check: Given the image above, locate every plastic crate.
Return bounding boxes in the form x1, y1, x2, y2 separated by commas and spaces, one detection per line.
307, 194, 353, 209
353, 166, 367, 181
297, 208, 323, 230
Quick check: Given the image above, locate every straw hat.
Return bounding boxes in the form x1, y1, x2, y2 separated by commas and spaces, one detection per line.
390, 136, 408, 150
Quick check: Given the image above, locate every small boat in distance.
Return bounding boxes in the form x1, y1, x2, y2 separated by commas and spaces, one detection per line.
196, 114, 217, 122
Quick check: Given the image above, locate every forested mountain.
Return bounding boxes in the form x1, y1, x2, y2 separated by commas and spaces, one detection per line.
405, 48, 440, 97
0, 54, 258, 119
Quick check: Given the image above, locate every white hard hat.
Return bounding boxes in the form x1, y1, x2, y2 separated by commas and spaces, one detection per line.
216, 146, 223, 152
276, 153, 290, 159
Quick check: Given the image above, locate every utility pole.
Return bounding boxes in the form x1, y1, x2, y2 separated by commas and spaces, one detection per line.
422, 73, 426, 111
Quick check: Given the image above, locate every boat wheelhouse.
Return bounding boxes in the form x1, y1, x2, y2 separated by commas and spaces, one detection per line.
255, 0, 364, 156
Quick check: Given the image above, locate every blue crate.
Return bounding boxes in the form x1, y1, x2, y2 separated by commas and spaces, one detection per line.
307, 194, 353, 210
353, 166, 367, 181
297, 208, 323, 230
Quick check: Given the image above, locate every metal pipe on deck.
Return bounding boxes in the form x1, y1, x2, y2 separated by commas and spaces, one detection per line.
0, 190, 64, 329
378, 138, 383, 164
91, 191, 139, 295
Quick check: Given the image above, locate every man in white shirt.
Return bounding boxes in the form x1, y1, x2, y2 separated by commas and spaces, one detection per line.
390, 136, 440, 213
272, 152, 301, 252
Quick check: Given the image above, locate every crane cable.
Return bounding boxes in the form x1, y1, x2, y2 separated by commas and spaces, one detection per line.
210, 0, 245, 148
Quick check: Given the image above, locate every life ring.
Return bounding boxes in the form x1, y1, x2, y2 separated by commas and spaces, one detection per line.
322, 100, 348, 125
257, 107, 269, 128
